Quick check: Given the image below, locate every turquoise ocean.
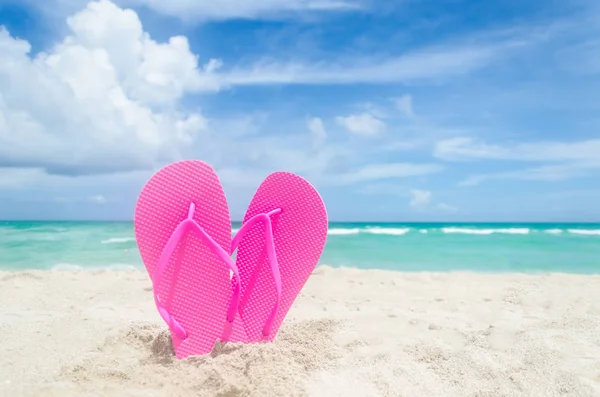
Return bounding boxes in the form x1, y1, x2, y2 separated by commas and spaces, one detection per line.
1, 221, 600, 273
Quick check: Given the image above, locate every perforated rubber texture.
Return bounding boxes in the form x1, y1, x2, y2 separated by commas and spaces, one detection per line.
230, 172, 328, 343
134, 160, 241, 359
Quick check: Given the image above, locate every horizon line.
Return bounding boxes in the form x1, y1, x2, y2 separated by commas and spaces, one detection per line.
2, 219, 600, 224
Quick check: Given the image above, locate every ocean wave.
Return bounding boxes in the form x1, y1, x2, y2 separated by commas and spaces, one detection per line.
567, 229, 600, 236
442, 228, 530, 235
363, 227, 411, 235
328, 228, 361, 235
323, 226, 600, 237
101, 237, 136, 244
327, 227, 411, 236
544, 229, 563, 235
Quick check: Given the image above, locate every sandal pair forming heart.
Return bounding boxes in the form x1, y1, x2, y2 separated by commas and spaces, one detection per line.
134, 161, 328, 359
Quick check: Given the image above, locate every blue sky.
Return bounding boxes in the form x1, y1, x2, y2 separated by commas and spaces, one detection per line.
0, 0, 599, 222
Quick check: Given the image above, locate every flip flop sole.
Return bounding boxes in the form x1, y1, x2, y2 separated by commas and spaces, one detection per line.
232, 172, 328, 342
134, 160, 236, 358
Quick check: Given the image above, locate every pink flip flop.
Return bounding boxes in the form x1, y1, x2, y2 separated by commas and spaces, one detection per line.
225, 172, 328, 343
134, 160, 245, 359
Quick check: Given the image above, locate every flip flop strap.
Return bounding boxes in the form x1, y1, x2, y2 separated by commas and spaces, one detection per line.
231, 208, 282, 338
152, 202, 241, 340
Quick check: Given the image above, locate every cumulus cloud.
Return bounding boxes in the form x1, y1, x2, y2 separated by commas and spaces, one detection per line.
335, 112, 385, 136
0, 0, 221, 176
0, 0, 476, 194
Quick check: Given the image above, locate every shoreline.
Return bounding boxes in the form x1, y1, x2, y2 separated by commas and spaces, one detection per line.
3, 265, 600, 277
2, 267, 600, 396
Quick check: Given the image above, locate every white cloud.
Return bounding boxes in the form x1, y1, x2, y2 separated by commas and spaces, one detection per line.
217, 157, 443, 188
209, 137, 444, 189
127, 0, 361, 20
434, 137, 600, 162
307, 117, 327, 146
336, 112, 385, 136
338, 163, 443, 185
407, 189, 458, 212
0, 0, 221, 176
394, 94, 415, 118
17, 0, 362, 22
434, 137, 600, 186
205, 132, 352, 189
0, 0, 454, 184
409, 189, 431, 209
15, 0, 566, 91
459, 162, 600, 186
220, 39, 527, 86
358, 183, 458, 211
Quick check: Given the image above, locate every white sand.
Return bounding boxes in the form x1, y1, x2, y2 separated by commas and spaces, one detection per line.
1, 267, 600, 396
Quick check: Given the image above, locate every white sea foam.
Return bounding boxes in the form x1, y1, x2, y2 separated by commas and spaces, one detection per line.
102, 263, 140, 271
328, 228, 361, 235
101, 237, 136, 244
544, 229, 564, 235
567, 229, 600, 236
51, 263, 139, 271
363, 227, 411, 235
51, 263, 84, 271
442, 227, 530, 235
322, 226, 600, 237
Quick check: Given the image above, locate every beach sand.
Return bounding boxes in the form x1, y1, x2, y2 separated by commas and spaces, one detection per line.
1, 267, 600, 396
